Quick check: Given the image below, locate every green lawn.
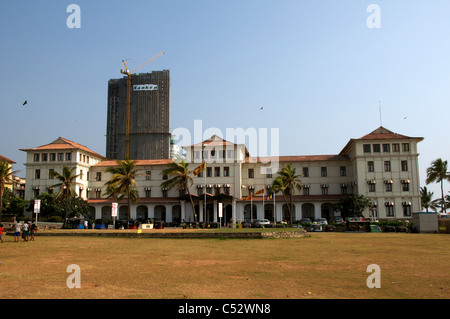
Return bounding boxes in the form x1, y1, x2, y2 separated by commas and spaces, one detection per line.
0, 231, 449, 299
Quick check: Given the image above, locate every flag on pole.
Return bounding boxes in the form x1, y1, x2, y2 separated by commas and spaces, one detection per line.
245, 194, 252, 200
193, 162, 206, 176
255, 189, 264, 196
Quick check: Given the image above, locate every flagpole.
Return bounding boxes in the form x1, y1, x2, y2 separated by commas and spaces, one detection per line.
273, 191, 276, 224
204, 162, 206, 224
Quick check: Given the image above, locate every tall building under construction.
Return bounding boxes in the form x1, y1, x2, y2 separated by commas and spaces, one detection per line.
106, 70, 171, 160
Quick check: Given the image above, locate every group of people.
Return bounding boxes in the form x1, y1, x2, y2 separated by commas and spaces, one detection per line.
10, 221, 38, 242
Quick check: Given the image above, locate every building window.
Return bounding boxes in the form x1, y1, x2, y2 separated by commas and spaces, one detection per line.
340, 166, 346, 176
66, 153, 72, 161
80, 170, 83, 180
392, 143, 400, 152
402, 143, 410, 152
145, 188, 151, 198
96, 172, 102, 181
197, 170, 203, 178
248, 168, 254, 178
42, 153, 48, 161
369, 183, 376, 192
321, 167, 327, 177
35, 169, 40, 179
368, 161, 374, 172
50, 153, 56, 161
373, 144, 380, 152
214, 167, 220, 177
384, 161, 391, 172
382, 144, 390, 152
58, 153, 64, 161
49, 169, 54, 179
341, 185, 348, 195
146, 171, 151, 180
206, 185, 213, 194
401, 160, 408, 171
227, 150, 234, 159
224, 167, 230, 177
385, 182, 392, 192
303, 186, 310, 195
162, 189, 168, 198
194, 151, 201, 160
33, 154, 40, 162
386, 203, 395, 217
402, 182, 409, 192
224, 185, 230, 195
303, 167, 309, 177
403, 203, 412, 216
96, 189, 102, 199
321, 185, 328, 195
162, 174, 168, 180
363, 144, 371, 153
206, 167, 212, 177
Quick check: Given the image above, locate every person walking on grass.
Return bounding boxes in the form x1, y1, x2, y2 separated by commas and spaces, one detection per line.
13, 222, 21, 242
30, 222, 37, 241
22, 222, 29, 242
0, 224, 4, 243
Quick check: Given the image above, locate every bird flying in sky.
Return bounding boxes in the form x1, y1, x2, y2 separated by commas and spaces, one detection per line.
23, 100, 27, 106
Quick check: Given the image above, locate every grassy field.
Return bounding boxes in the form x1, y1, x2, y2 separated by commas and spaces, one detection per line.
0, 230, 449, 299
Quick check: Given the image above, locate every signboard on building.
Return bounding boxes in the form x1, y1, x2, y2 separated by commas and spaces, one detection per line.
133, 84, 158, 91
34, 199, 41, 214
112, 203, 118, 217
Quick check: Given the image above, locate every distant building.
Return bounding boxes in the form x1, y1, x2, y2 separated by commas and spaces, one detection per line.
106, 70, 171, 160
20, 127, 423, 223
0, 155, 16, 193
84, 127, 424, 224
20, 137, 107, 201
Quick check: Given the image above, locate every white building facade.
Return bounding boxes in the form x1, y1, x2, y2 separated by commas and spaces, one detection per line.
21, 127, 423, 224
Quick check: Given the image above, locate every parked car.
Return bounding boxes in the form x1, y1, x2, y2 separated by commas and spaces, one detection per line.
369, 225, 382, 232
382, 225, 397, 232
309, 223, 323, 232
317, 218, 328, 225
252, 219, 271, 228
300, 218, 311, 225
331, 217, 345, 225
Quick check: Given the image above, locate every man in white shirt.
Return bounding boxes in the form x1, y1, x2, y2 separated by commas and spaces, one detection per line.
14, 222, 22, 242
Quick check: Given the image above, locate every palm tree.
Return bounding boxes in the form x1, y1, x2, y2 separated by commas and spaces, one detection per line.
161, 160, 198, 225
425, 158, 450, 213
0, 161, 18, 223
104, 158, 139, 223
420, 186, 438, 212
271, 176, 289, 222
274, 164, 302, 226
50, 166, 80, 228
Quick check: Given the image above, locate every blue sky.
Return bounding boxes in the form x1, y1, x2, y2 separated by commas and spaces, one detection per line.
1, 0, 449, 197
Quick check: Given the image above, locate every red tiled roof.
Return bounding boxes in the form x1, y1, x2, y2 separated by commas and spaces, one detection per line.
358, 126, 423, 141
92, 159, 173, 167
20, 137, 107, 159
245, 154, 349, 163
0, 155, 16, 164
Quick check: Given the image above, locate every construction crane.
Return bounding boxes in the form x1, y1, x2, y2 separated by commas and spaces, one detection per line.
120, 51, 166, 159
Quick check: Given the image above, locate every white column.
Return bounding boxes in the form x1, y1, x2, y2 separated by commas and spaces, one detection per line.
199, 200, 203, 222
95, 205, 102, 219
232, 200, 236, 226
294, 203, 302, 221
166, 204, 173, 223
314, 202, 322, 220
213, 200, 218, 223
147, 204, 155, 219
181, 200, 186, 222
130, 205, 137, 220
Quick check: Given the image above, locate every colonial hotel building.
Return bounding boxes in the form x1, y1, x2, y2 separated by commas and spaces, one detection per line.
20, 126, 423, 225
